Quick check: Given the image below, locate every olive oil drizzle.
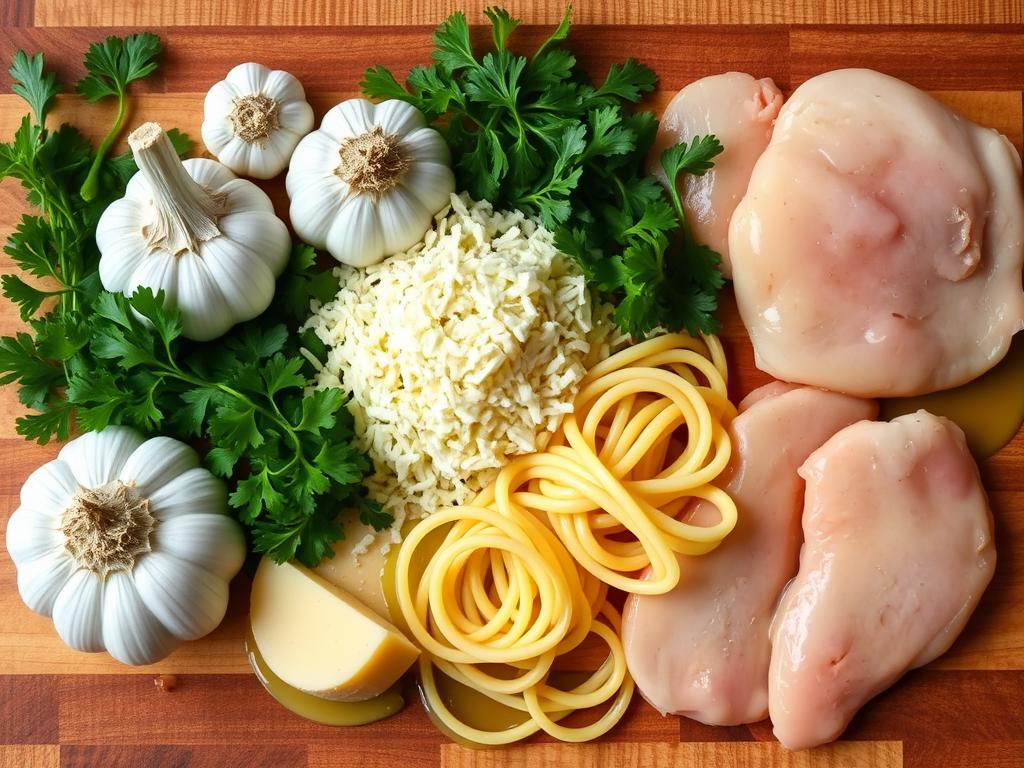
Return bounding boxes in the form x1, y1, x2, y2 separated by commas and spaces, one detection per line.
245, 629, 404, 726
881, 335, 1024, 459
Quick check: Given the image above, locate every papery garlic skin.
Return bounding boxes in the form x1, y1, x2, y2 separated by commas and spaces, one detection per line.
5, 427, 245, 666
202, 62, 314, 179
97, 123, 291, 341
286, 98, 455, 267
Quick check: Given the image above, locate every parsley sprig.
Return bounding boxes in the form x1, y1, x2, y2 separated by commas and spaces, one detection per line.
362, 6, 726, 337
77, 33, 162, 202
0, 39, 384, 565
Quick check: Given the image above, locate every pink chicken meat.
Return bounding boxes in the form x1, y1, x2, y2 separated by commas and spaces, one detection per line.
649, 72, 783, 278
729, 69, 1024, 396
769, 411, 996, 750
622, 382, 876, 725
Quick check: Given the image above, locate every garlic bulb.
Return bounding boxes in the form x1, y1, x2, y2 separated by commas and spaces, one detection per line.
97, 122, 291, 341
286, 98, 455, 267
5, 427, 245, 666
202, 62, 314, 179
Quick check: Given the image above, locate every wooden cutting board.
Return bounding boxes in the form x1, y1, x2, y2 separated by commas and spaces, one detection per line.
1, 2, 1022, 767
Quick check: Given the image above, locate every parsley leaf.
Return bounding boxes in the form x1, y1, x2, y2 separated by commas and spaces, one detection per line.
9, 51, 60, 125
362, 4, 727, 337
76, 32, 161, 102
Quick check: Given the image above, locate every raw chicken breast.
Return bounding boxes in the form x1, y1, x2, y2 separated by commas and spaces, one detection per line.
769, 410, 996, 750
622, 383, 876, 725
730, 69, 1024, 396
649, 72, 783, 277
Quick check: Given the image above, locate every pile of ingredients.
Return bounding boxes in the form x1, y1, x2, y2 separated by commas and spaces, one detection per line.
2, 7, 1023, 752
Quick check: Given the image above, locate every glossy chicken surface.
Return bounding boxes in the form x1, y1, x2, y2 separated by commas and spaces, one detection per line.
769, 411, 996, 750
622, 383, 876, 725
649, 72, 783, 277
729, 69, 1024, 396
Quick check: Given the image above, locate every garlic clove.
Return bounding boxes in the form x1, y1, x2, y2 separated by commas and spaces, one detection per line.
291, 175, 348, 251
326, 194, 386, 267
219, 176, 277, 216
219, 207, 289, 274
377, 184, 432, 255
247, 134, 291, 180
183, 156, 237, 190
224, 61, 270, 97
201, 81, 239, 128
168, 251, 233, 341
198, 235, 279, 321
58, 427, 147, 489
127, 244, 182, 306
400, 160, 458, 219
51, 568, 106, 652
95, 199, 151, 294
16, 548, 77, 616
200, 118, 234, 160
19, 457, 79, 511
263, 68, 307, 106
374, 99, 427, 138
6, 504, 63, 564
133, 551, 230, 641
150, 513, 245, 581
209, 137, 257, 181
400, 126, 454, 166
286, 129, 341, 176
322, 98, 376, 142
276, 98, 315, 137
118, 436, 199, 499
148, 467, 228, 521
102, 571, 177, 665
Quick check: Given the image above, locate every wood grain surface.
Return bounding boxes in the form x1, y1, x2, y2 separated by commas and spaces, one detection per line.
0, 1, 1022, 766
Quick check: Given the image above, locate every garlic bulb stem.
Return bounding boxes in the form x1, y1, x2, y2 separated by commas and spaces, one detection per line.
129, 122, 230, 256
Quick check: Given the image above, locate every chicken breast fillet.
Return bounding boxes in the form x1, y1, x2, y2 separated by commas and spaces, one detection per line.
769, 411, 996, 750
649, 72, 783, 277
622, 383, 876, 725
729, 69, 1024, 396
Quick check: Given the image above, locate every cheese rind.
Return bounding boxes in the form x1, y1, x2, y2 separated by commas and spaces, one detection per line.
250, 558, 419, 701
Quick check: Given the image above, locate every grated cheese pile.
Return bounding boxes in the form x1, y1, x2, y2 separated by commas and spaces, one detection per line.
305, 193, 616, 539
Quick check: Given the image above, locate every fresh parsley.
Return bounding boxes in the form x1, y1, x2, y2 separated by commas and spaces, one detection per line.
0, 39, 383, 566
0, 37, 185, 437
62, 252, 383, 566
362, 6, 726, 337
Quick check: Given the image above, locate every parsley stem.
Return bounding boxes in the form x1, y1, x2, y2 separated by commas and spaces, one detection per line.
158, 362, 307, 474
79, 89, 127, 202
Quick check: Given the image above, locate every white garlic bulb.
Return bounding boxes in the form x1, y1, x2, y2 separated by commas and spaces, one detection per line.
202, 62, 314, 179
97, 122, 291, 341
5, 427, 245, 666
286, 98, 455, 267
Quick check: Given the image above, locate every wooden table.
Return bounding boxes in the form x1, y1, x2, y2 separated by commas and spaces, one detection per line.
0, 1, 1022, 766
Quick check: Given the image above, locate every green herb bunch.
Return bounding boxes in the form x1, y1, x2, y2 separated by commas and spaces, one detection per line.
0, 37, 384, 566
362, 6, 725, 337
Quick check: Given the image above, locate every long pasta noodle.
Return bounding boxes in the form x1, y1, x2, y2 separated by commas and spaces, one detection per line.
394, 333, 737, 744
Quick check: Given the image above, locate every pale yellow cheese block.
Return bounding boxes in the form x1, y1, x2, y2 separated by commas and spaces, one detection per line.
249, 558, 419, 701
315, 518, 391, 620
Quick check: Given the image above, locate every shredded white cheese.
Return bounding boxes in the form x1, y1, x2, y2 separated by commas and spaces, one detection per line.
305, 193, 617, 536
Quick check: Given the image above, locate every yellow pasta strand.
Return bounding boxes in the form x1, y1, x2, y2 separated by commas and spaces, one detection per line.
395, 503, 632, 745
394, 333, 736, 744
502, 332, 738, 593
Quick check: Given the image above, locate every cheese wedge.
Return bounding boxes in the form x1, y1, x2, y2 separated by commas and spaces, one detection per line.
250, 558, 419, 701
314, 518, 390, 620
